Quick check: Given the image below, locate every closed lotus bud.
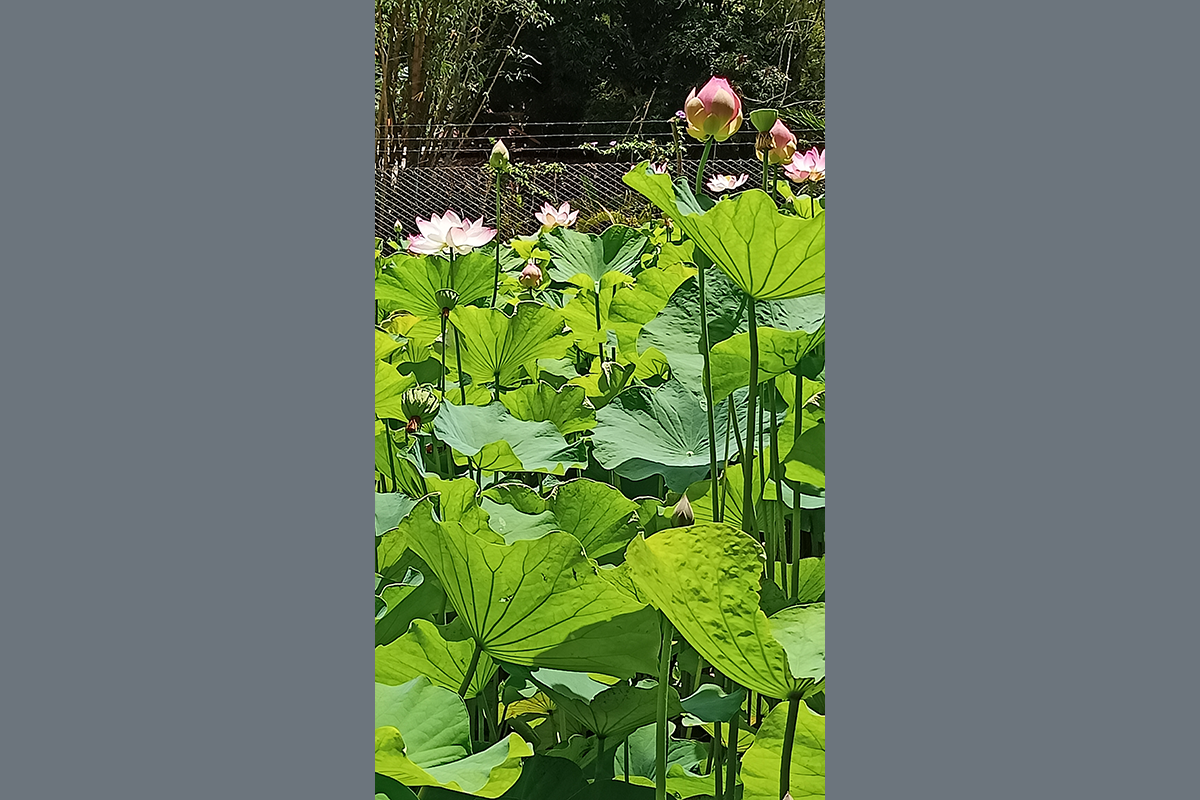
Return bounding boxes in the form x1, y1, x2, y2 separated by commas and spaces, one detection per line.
683, 76, 744, 142
489, 139, 510, 170
435, 288, 459, 316
400, 385, 440, 432
757, 119, 797, 165
672, 494, 695, 527
518, 260, 543, 288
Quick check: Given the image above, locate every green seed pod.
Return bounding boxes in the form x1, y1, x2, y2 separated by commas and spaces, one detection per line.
750, 108, 780, 132
400, 384, 441, 429
435, 288, 459, 313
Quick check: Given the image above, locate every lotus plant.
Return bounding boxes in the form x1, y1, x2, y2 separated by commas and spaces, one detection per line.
406, 211, 496, 256
489, 140, 511, 306
756, 119, 798, 166
785, 146, 826, 183
706, 174, 749, 193
534, 201, 578, 232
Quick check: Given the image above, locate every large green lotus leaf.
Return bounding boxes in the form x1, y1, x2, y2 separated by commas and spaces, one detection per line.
413, 754, 588, 800
560, 283, 619, 352
376, 329, 405, 361
425, 476, 495, 539
544, 225, 649, 290
768, 604, 825, 686
739, 700, 825, 800
680, 683, 748, 723
709, 325, 826, 403
375, 677, 534, 796
375, 776, 420, 799
376, 618, 498, 698
482, 483, 548, 515
783, 423, 825, 488
450, 303, 572, 387
433, 402, 585, 476
518, 667, 681, 741
565, 361, 637, 410
376, 492, 420, 536
375, 543, 445, 647
614, 722, 708, 784
501, 382, 595, 436
376, 360, 418, 420
404, 500, 660, 677
376, 251, 497, 318
480, 497, 559, 544
624, 167, 825, 301
793, 558, 826, 603
625, 523, 805, 699
592, 381, 729, 492
606, 261, 695, 356
548, 478, 639, 559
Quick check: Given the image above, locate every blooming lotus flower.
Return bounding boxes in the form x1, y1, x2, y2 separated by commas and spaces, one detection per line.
534, 201, 578, 231
756, 119, 797, 165
406, 210, 496, 256
785, 147, 826, 182
519, 260, 543, 288
683, 76, 744, 142
706, 174, 749, 193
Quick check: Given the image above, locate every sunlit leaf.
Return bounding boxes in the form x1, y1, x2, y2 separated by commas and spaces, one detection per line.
739, 700, 825, 799
403, 499, 660, 677
376, 618, 498, 699
433, 402, 586, 475
376, 251, 498, 318
625, 522, 807, 699
544, 226, 649, 291
450, 303, 572, 388
624, 167, 825, 300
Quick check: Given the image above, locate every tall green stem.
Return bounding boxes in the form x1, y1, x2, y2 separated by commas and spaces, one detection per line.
724, 707, 740, 798
713, 720, 724, 800
492, 173, 502, 307
384, 423, 398, 492
457, 640, 482, 697
741, 297, 759, 539
655, 613, 672, 800
449, 252, 466, 405
693, 137, 722, 521
779, 695, 801, 799
770, 388, 784, 592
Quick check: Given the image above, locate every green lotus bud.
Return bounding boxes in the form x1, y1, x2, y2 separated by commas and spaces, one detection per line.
750, 108, 780, 132
400, 384, 440, 432
435, 288, 459, 315
672, 493, 695, 527
489, 139, 510, 170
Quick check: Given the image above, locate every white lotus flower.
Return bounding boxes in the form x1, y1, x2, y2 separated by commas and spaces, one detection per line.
406, 210, 496, 256
706, 173, 749, 193
534, 202, 579, 232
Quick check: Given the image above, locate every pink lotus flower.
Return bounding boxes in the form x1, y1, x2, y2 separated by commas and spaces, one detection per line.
784, 147, 826, 183
683, 76, 744, 142
650, 162, 670, 174
534, 201, 579, 231
757, 119, 797, 165
706, 174, 749, 193
518, 260, 543, 288
406, 210, 496, 256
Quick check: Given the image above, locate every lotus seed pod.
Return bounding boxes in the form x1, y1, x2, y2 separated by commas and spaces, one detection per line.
749, 108, 779, 132
672, 494, 695, 527
435, 288, 459, 313
400, 384, 441, 430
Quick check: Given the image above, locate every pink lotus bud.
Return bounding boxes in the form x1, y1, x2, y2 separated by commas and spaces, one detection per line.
756, 120, 797, 165
519, 260, 543, 288
683, 76, 744, 142
650, 162, 670, 174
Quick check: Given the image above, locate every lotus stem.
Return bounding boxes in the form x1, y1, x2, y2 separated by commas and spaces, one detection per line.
457, 640, 483, 697
713, 720, 724, 800
624, 737, 631, 782
656, 612, 672, 800
439, 314, 448, 394
693, 138, 722, 522
492, 173, 502, 307
596, 734, 606, 782
770, 388, 784, 592
779, 695, 801, 799
453, 320, 466, 406
594, 289, 604, 361
724, 706, 740, 798
742, 297, 759, 539
384, 422, 398, 492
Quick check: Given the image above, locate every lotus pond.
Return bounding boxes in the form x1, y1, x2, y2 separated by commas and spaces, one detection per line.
375, 82, 825, 800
